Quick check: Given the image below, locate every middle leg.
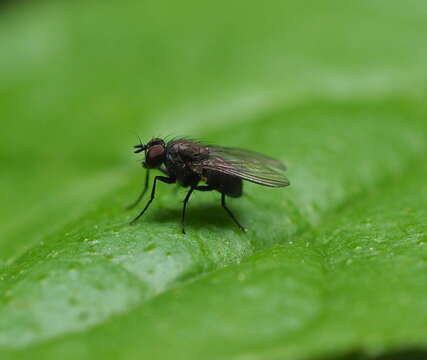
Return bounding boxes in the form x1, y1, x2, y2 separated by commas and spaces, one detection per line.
181, 185, 215, 233
181, 187, 195, 234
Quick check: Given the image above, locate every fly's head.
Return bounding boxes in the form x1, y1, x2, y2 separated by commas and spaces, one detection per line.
134, 137, 166, 169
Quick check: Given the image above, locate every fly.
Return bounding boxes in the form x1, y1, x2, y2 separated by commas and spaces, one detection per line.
128, 138, 290, 234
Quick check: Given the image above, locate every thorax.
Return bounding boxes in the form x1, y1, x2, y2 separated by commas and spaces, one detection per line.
164, 140, 208, 187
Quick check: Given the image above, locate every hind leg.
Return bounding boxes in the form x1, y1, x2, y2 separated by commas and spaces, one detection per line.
221, 193, 246, 232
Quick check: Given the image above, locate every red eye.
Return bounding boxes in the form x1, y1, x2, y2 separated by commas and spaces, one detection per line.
146, 145, 165, 168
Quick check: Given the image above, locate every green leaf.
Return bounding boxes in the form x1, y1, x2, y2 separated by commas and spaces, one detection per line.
1, 1, 427, 359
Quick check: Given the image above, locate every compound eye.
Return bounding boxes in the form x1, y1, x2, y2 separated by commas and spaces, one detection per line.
146, 145, 165, 168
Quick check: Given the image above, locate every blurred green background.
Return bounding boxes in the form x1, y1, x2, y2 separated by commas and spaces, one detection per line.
1, 1, 427, 359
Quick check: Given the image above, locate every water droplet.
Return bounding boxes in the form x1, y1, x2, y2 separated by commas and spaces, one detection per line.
48, 251, 59, 258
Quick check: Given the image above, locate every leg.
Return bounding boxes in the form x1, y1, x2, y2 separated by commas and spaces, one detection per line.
126, 170, 150, 210
181, 187, 195, 234
221, 193, 246, 232
130, 176, 175, 224
194, 185, 215, 192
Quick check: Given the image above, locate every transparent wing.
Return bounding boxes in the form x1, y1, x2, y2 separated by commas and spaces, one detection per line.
200, 146, 290, 187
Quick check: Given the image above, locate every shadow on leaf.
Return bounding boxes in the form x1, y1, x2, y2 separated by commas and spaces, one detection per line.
318, 348, 427, 360
147, 202, 243, 231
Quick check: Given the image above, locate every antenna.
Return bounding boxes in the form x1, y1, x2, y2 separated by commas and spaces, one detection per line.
134, 135, 146, 153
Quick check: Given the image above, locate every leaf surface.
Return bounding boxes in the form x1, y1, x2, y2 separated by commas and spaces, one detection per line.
1, 1, 427, 359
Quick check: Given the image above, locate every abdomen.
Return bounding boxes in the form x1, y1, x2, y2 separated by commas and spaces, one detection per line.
204, 169, 243, 197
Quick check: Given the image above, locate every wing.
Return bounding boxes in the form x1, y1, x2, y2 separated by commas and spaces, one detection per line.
199, 145, 290, 187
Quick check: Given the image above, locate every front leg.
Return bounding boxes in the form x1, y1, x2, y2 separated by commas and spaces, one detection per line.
126, 169, 150, 210
130, 176, 176, 224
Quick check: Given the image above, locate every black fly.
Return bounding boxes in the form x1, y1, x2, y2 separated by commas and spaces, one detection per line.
128, 138, 290, 234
